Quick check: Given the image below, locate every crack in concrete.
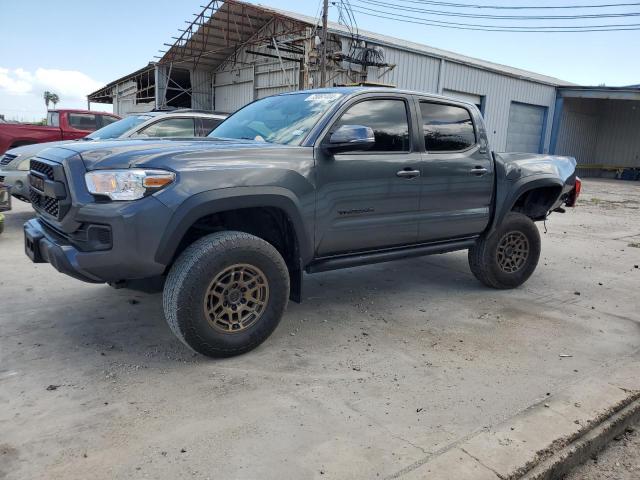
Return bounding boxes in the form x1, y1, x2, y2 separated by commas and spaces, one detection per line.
460, 446, 505, 479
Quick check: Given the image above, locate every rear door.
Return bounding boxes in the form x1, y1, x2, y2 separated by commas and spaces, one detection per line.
314, 94, 422, 256
416, 98, 493, 242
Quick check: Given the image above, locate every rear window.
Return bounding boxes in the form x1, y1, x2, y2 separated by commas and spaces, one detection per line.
47, 112, 60, 127
198, 117, 223, 136
69, 113, 98, 130
134, 117, 195, 138
420, 102, 476, 152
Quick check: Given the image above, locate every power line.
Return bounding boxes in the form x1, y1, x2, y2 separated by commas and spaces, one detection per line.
349, 6, 640, 30
371, 0, 640, 9
352, 0, 640, 19
351, 0, 640, 27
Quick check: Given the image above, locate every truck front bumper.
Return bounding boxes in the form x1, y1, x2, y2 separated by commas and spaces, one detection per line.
24, 195, 173, 284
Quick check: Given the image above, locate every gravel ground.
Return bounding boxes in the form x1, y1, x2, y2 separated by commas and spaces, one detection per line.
1, 178, 639, 480
565, 420, 640, 480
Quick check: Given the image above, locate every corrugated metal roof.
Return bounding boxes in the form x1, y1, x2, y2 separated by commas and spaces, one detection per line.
266, 5, 574, 87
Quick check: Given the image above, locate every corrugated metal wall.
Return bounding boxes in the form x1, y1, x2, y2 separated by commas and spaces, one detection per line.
555, 97, 640, 170
555, 98, 601, 166
191, 68, 212, 110
333, 41, 557, 151
205, 33, 558, 151
593, 99, 640, 167
255, 61, 300, 99
442, 62, 556, 152
212, 66, 255, 113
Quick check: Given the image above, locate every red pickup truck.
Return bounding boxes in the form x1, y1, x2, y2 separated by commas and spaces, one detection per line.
0, 109, 120, 155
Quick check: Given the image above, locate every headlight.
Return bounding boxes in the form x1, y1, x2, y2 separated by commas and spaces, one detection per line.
85, 169, 175, 201
18, 157, 31, 171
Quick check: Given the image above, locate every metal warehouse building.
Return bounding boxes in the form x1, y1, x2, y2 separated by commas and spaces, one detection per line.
88, 0, 639, 175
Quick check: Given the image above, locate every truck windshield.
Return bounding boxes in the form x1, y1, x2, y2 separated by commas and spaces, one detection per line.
209, 92, 344, 145
86, 115, 152, 140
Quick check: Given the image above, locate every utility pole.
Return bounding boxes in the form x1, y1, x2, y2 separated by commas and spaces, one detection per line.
320, 0, 329, 87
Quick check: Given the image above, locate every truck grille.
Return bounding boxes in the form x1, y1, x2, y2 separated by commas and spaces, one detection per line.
30, 188, 60, 217
29, 158, 69, 221
0, 153, 17, 166
31, 159, 55, 179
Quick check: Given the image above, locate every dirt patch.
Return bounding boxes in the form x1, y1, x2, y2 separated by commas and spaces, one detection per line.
565, 420, 640, 480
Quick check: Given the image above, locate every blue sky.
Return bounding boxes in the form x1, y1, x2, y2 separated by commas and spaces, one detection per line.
1, 0, 638, 120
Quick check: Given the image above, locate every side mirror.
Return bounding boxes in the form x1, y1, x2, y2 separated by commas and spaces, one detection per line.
325, 125, 375, 154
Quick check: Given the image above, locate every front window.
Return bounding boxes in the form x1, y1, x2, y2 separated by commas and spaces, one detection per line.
87, 115, 152, 140
331, 99, 410, 152
209, 92, 344, 145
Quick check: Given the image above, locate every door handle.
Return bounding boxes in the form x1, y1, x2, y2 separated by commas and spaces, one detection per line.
469, 166, 489, 176
396, 169, 421, 179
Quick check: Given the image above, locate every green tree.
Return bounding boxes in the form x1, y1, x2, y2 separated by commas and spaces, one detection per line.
50, 93, 59, 109
43, 91, 52, 110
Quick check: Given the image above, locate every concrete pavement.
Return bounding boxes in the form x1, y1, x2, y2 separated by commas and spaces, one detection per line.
1, 179, 639, 479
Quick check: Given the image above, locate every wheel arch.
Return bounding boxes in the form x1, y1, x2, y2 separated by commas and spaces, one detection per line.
488, 175, 564, 236
155, 187, 312, 301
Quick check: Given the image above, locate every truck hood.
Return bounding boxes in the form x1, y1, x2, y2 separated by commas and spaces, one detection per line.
6, 138, 90, 159
48, 137, 296, 170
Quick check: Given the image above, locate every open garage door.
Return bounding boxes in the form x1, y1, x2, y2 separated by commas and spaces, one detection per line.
506, 102, 547, 153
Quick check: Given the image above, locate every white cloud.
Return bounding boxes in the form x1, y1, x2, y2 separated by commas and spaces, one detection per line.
0, 66, 112, 121
0, 67, 32, 94
0, 67, 104, 101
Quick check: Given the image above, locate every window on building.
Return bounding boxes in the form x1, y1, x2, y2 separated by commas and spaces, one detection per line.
69, 113, 98, 130
333, 99, 410, 152
420, 102, 476, 152
135, 117, 195, 138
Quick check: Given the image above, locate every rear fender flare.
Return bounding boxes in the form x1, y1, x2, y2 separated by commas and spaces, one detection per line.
487, 175, 564, 237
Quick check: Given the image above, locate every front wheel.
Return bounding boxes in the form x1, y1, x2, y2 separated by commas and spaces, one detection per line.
163, 231, 290, 357
468, 212, 541, 289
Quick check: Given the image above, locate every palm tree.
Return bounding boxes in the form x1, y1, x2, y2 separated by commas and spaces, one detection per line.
43, 91, 52, 110
50, 93, 59, 109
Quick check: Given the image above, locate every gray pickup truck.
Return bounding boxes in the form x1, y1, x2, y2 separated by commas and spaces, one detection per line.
24, 87, 581, 357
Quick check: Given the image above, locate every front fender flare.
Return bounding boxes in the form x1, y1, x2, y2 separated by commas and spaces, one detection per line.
154, 186, 312, 266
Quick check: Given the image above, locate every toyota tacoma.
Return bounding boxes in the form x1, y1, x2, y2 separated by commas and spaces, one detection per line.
24, 88, 581, 357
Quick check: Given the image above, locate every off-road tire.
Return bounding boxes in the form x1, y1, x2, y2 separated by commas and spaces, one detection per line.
163, 231, 289, 357
468, 212, 541, 289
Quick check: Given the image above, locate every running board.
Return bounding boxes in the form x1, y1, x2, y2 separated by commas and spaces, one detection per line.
306, 238, 478, 274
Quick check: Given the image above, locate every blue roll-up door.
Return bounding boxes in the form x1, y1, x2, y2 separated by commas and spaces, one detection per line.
506, 102, 547, 153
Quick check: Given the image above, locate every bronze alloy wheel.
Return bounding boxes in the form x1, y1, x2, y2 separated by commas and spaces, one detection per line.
204, 263, 270, 333
496, 231, 530, 273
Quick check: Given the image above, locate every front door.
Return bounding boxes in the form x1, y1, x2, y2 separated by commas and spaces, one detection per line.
416, 99, 494, 242
314, 96, 422, 256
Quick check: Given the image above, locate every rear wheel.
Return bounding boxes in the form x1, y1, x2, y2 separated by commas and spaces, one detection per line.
468, 212, 541, 289
163, 231, 289, 357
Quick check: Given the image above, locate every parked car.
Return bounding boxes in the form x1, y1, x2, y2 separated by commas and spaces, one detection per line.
0, 181, 10, 234
0, 110, 227, 201
23, 88, 580, 358
0, 109, 121, 155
